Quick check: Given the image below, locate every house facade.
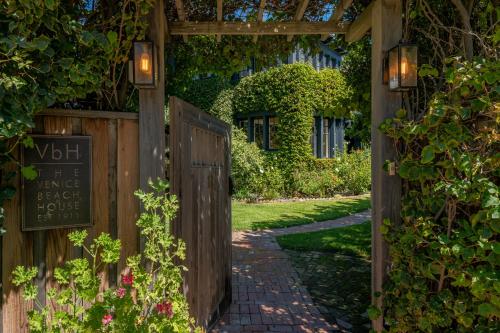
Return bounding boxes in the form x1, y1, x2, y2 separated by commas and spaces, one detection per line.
235, 42, 346, 159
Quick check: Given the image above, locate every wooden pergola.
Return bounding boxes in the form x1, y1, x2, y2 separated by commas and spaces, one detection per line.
140, 1, 402, 331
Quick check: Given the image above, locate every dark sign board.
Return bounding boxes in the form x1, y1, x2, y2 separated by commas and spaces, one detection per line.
22, 135, 92, 231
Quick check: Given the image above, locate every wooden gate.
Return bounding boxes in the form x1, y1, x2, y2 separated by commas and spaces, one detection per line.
169, 97, 232, 329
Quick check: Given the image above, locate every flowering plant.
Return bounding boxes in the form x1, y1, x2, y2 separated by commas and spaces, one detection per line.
12, 180, 200, 332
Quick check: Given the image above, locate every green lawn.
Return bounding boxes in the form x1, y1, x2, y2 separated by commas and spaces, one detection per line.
276, 220, 372, 257
277, 221, 372, 332
232, 194, 370, 231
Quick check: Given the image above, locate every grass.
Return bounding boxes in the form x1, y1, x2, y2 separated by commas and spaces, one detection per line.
277, 222, 372, 332
276, 220, 372, 257
232, 194, 370, 231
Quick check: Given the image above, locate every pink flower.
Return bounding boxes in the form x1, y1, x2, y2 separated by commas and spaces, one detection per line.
102, 313, 113, 325
116, 287, 126, 299
121, 271, 134, 286
156, 301, 174, 318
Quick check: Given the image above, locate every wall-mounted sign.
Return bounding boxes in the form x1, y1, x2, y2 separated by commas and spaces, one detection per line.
22, 135, 92, 231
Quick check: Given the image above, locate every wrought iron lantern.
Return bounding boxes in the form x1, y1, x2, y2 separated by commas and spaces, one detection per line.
128, 41, 157, 88
386, 43, 418, 91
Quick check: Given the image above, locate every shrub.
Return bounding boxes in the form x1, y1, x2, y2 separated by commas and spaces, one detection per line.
379, 59, 499, 332
12, 180, 199, 333
332, 149, 371, 195
292, 168, 339, 198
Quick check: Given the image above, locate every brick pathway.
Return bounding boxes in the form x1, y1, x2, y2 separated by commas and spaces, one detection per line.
211, 211, 371, 333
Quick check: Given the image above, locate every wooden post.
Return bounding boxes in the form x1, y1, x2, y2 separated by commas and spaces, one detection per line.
139, 0, 166, 196
370, 0, 402, 331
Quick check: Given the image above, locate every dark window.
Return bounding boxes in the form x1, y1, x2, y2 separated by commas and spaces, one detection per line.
311, 122, 317, 156
238, 119, 248, 132
332, 58, 337, 68
295, 50, 300, 62
253, 117, 264, 148
322, 118, 330, 158
325, 55, 331, 67
268, 117, 279, 149
319, 52, 324, 69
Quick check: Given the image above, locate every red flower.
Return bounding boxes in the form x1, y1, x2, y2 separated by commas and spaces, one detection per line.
156, 301, 174, 318
116, 287, 126, 299
121, 271, 134, 286
102, 313, 113, 325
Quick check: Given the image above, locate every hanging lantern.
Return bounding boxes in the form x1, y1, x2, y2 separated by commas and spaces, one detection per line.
387, 43, 418, 91
128, 41, 157, 88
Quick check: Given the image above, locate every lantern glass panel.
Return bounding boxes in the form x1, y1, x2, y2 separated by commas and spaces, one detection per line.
134, 42, 154, 85
388, 47, 399, 90
400, 45, 417, 88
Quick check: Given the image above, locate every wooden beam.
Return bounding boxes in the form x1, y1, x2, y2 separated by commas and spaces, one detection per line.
370, 0, 402, 332
169, 21, 349, 35
287, 0, 310, 41
139, 0, 166, 214
175, 0, 188, 42
217, 0, 223, 42
253, 0, 267, 42
321, 0, 353, 40
345, 1, 374, 43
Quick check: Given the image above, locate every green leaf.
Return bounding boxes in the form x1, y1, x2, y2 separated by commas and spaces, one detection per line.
478, 303, 498, 317
45, 0, 56, 10
21, 165, 38, 180
31, 35, 50, 51
421, 145, 435, 164
367, 305, 382, 320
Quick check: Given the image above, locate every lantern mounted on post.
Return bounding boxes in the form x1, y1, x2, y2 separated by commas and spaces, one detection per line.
383, 43, 418, 91
128, 41, 157, 88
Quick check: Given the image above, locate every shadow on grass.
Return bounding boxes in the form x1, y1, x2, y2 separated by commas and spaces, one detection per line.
246, 197, 371, 231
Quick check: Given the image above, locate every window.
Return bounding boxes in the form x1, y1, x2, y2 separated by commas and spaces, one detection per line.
325, 55, 330, 67
238, 119, 248, 132
322, 118, 330, 158
319, 52, 324, 69
268, 117, 279, 149
253, 118, 264, 148
311, 122, 317, 156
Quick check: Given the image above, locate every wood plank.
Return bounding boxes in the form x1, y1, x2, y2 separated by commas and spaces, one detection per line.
139, 0, 166, 254
117, 119, 139, 276
107, 119, 118, 287
217, 0, 223, 42
170, 21, 350, 35
175, 0, 188, 42
43, 117, 73, 316
82, 118, 110, 291
321, 0, 353, 40
39, 109, 138, 120
2, 148, 33, 333
345, 1, 374, 43
287, 0, 310, 41
369, 0, 402, 331
253, 0, 267, 42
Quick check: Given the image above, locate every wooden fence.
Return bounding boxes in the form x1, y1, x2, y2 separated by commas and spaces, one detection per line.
1, 110, 140, 332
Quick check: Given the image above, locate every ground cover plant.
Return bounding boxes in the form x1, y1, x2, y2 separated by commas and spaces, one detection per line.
12, 180, 199, 332
277, 221, 372, 332
232, 194, 370, 231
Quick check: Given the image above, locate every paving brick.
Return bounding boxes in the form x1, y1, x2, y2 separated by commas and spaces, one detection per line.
211, 212, 373, 333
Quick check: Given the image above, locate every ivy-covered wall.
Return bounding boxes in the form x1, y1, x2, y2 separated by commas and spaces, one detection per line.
233, 63, 352, 182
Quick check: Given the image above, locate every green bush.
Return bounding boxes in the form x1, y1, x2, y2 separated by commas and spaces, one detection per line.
379, 59, 499, 331
292, 168, 339, 198
12, 180, 199, 332
332, 149, 371, 195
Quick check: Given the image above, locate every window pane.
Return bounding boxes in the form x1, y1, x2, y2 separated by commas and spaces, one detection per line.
268, 117, 279, 149
311, 122, 317, 156
238, 119, 248, 130
322, 119, 329, 158
253, 118, 264, 149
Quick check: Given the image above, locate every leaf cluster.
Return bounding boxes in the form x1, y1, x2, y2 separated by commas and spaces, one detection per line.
12, 180, 198, 333
379, 58, 499, 332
